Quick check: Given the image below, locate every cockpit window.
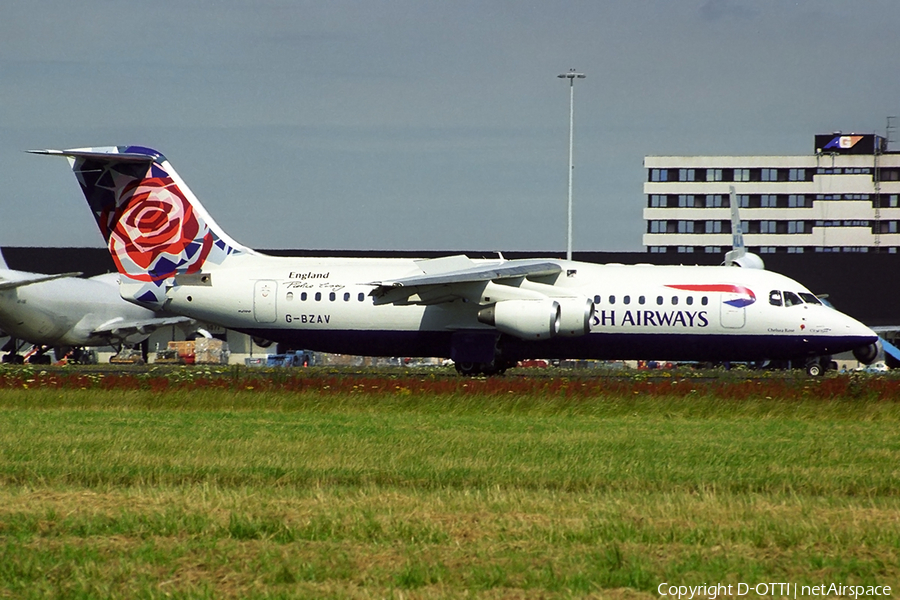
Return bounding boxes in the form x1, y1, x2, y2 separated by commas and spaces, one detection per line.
799, 293, 821, 305
783, 291, 803, 306
769, 290, 782, 306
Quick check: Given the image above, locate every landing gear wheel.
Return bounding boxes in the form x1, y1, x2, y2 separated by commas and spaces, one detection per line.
806, 362, 823, 377
455, 358, 515, 377
455, 362, 481, 376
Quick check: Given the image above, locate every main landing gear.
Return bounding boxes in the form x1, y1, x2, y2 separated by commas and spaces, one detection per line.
804, 355, 836, 377
454, 358, 518, 377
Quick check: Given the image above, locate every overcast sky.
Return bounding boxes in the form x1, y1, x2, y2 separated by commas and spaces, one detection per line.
1, 1, 898, 253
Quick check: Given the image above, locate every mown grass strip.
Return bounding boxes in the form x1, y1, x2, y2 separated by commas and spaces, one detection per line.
0, 374, 897, 598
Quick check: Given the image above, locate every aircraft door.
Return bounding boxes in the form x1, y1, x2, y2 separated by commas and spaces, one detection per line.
719, 291, 746, 329
253, 280, 277, 323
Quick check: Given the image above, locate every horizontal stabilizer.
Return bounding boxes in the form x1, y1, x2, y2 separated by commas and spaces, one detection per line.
28, 147, 162, 163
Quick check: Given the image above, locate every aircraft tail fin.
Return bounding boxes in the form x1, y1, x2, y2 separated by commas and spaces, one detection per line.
723, 185, 765, 269
0, 248, 7, 270
31, 146, 253, 308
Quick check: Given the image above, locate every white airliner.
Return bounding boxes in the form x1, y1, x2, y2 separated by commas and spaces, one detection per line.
33, 146, 878, 375
0, 249, 191, 363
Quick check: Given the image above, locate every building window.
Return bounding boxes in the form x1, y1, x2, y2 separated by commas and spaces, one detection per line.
649, 246, 668, 253
761, 168, 778, 182
761, 194, 777, 208
705, 194, 723, 208
759, 247, 777, 254
787, 221, 805, 234
789, 168, 806, 181
738, 195, 750, 208
706, 168, 723, 182
679, 168, 695, 182
678, 194, 695, 207
677, 246, 694, 253
704, 246, 722, 253
705, 220, 722, 234
651, 169, 668, 182
734, 168, 750, 182
787, 247, 804, 254
650, 194, 668, 207
677, 221, 694, 233
759, 221, 777, 234
650, 220, 666, 233
788, 194, 806, 208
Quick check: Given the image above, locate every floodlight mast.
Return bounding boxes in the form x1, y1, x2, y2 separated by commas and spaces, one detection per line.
558, 69, 585, 261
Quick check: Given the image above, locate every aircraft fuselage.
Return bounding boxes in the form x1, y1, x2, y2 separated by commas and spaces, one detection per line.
153, 256, 875, 363
0, 271, 155, 347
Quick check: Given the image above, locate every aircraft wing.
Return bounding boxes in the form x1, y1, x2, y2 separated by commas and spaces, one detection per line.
367, 256, 562, 305
0, 272, 83, 291
91, 315, 195, 337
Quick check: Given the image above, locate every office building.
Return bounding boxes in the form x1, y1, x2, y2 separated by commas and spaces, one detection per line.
643, 133, 900, 254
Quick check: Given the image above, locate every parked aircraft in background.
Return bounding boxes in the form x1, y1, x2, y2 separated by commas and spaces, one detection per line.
724, 186, 765, 269
34, 146, 879, 375
0, 249, 192, 363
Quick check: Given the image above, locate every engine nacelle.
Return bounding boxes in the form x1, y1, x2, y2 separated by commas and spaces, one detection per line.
555, 297, 595, 337
477, 299, 560, 341
853, 342, 879, 365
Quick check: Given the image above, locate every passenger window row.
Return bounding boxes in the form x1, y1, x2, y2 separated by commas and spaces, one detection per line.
285, 291, 367, 302
593, 294, 709, 307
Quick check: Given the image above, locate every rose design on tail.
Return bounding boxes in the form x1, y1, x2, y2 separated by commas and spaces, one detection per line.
109, 177, 214, 282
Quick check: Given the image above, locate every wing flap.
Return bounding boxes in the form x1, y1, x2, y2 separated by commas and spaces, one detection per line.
367, 258, 562, 305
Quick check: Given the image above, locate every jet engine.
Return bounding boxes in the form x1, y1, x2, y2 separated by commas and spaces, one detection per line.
555, 297, 595, 337
477, 299, 560, 341
853, 341, 879, 365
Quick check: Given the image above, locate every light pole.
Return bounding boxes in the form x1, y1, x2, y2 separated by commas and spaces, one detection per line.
558, 69, 585, 261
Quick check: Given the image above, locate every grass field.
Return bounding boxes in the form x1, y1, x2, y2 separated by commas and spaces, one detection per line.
0, 366, 898, 598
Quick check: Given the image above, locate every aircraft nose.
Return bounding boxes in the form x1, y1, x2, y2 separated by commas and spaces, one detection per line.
839, 312, 877, 341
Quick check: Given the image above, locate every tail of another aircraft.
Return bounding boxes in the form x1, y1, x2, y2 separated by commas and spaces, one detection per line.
723, 185, 765, 269
0, 249, 7, 270
31, 146, 252, 308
